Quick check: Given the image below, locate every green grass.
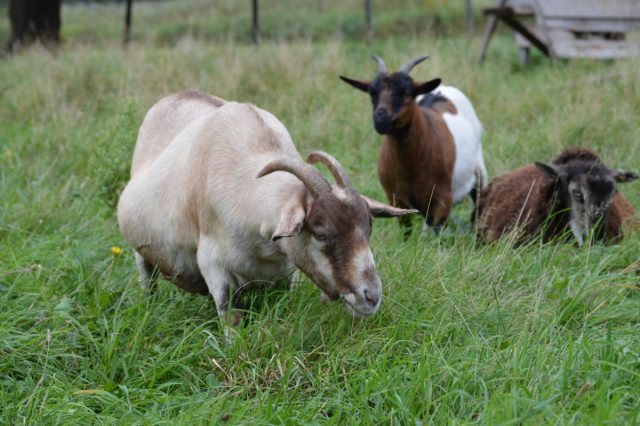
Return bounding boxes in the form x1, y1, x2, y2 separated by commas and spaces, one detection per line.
1, 0, 640, 424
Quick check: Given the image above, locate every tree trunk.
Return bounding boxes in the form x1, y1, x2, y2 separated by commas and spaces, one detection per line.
7, 0, 62, 53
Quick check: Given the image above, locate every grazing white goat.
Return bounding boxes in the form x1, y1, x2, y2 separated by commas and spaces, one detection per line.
117, 90, 417, 328
340, 55, 487, 235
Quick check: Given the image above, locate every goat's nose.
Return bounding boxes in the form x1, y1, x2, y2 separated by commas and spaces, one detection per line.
590, 211, 605, 225
374, 108, 390, 120
362, 287, 380, 307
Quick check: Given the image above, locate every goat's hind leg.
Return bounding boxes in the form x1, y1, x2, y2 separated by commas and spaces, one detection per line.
135, 251, 159, 294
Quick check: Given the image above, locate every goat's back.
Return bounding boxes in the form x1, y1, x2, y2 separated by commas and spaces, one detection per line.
475, 165, 549, 241
424, 85, 486, 202
131, 90, 226, 178
433, 85, 483, 138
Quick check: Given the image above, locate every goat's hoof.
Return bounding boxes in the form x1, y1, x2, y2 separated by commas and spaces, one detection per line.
223, 326, 239, 345
319, 292, 332, 305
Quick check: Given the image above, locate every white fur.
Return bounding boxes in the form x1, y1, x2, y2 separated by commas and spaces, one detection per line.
346, 247, 381, 316
352, 247, 375, 276
117, 91, 392, 328
118, 94, 308, 326
307, 239, 335, 287
418, 85, 487, 203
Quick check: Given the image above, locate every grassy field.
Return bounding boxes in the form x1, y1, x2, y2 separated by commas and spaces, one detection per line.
1, 0, 640, 424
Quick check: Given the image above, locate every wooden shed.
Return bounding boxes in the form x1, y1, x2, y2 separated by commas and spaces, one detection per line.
479, 0, 640, 62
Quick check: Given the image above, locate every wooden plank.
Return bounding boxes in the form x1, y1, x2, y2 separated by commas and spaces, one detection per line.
485, 7, 550, 56
552, 39, 640, 58
544, 18, 640, 33
514, 25, 543, 48
547, 28, 640, 58
536, 0, 640, 20
478, 0, 509, 62
508, 0, 535, 15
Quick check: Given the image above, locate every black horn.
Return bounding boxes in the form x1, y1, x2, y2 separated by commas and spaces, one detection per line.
399, 55, 429, 74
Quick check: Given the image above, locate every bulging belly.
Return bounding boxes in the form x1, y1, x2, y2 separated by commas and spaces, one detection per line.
138, 245, 209, 294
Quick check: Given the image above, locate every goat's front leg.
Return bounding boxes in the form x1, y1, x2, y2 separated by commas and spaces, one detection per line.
197, 239, 243, 338
398, 214, 413, 238
423, 192, 452, 235
386, 193, 414, 238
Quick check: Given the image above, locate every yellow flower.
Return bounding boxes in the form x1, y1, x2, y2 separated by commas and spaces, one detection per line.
111, 246, 123, 256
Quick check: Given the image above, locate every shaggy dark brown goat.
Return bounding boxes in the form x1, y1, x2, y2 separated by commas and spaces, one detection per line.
474, 148, 638, 245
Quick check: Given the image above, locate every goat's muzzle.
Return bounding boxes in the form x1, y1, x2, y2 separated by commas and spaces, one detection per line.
373, 108, 393, 135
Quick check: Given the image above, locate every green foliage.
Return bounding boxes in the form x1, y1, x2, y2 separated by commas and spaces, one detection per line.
1, 0, 640, 424
91, 100, 138, 209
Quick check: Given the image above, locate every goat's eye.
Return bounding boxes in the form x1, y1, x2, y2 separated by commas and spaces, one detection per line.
314, 233, 327, 241
573, 191, 583, 202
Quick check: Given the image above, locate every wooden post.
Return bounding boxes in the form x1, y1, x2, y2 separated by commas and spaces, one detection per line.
365, 0, 373, 42
252, 0, 261, 45
124, 0, 133, 46
466, 0, 474, 37
478, 0, 508, 62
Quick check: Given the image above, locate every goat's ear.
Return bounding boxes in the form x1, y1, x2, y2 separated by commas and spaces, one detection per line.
535, 162, 562, 178
339, 76, 371, 93
412, 78, 441, 96
272, 202, 306, 241
613, 170, 639, 183
361, 195, 419, 218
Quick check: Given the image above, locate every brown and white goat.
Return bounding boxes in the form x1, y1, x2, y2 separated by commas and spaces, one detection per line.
340, 55, 487, 235
117, 90, 417, 328
473, 148, 638, 245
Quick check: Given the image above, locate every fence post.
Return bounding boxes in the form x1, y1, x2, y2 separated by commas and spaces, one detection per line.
124, 0, 133, 46
365, 0, 373, 42
466, 0, 474, 36
252, 0, 261, 45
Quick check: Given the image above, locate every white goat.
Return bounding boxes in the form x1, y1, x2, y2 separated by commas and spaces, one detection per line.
117, 90, 417, 328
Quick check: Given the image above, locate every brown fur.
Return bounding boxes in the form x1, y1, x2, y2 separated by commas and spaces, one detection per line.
474, 165, 558, 243
378, 100, 457, 226
136, 245, 209, 294
474, 148, 637, 244
340, 58, 486, 233
307, 194, 373, 295
607, 193, 640, 242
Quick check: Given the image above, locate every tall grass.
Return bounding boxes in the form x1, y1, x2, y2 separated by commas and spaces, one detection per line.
1, 0, 639, 424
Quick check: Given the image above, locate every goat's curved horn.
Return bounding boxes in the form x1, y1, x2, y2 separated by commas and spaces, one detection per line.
258, 158, 331, 198
371, 54, 388, 75
399, 55, 429, 74
306, 151, 353, 190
